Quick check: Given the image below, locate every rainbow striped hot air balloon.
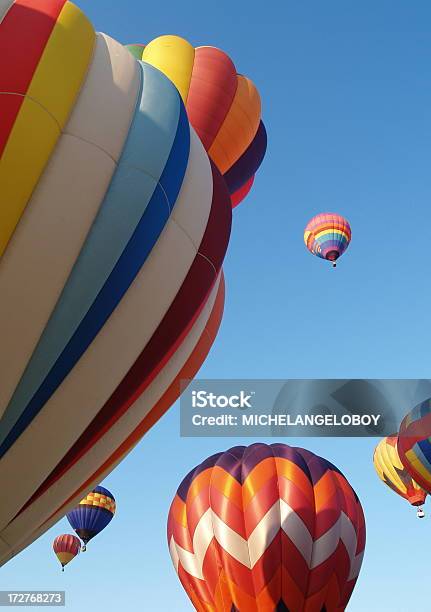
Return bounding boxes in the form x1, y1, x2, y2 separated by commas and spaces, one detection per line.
0, 0, 232, 566
127, 36, 267, 208
373, 434, 426, 517
304, 213, 351, 268
398, 399, 431, 496
52, 534, 81, 571
168, 443, 366, 611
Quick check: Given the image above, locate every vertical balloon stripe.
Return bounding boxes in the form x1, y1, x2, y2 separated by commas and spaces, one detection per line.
0, 34, 140, 419
223, 121, 267, 194
0, 64, 189, 456
69, 164, 230, 450
23, 170, 230, 483
187, 46, 238, 151
8, 278, 224, 548
0, 0, 66, 154
0, 130, 212, 535
142, 35, 195, 103
33, 277, 224, 508
0, 101, 189, 460
208, 76, 261, 174
0, 1, 95, 258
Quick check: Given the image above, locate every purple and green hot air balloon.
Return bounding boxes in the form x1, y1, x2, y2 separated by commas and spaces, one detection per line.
67, 486, 115, 551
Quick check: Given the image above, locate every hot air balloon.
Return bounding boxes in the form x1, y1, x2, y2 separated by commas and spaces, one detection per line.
373, 434, 426, 518
67, 486, 116, 551
398, 398, 431, 497
304, 213, 351, 267
168, 443, 366, 611
53, 534, 81, 571
0, 0, 232, 566
127, 36, 267, 208
0, 275, 226, 568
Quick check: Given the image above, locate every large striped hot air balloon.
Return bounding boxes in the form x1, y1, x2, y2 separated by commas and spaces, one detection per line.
67, 486, 116, 550
398, 399, 431, 496
52, 534, 81, 571
373, 434, 426, 517
168, 443, 366, 611
127, 36, 267, 208
304, 213, 351, 268
0, 0, 231, 566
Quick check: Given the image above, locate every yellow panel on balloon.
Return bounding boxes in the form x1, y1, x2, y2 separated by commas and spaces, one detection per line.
142, 35, 195, 103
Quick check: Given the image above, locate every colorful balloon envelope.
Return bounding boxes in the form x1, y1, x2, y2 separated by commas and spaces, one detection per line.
373, 434, 426, 510
168, 443, 366, 611
0, 0, 232, 566
127, 36, 267, 208
304, 213, 351, 267
53, 534, 81, 571
67, 486, 116, 549
398, 398, 431, 495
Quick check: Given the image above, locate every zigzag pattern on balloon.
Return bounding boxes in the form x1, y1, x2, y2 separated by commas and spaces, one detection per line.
168, 444, 366, 612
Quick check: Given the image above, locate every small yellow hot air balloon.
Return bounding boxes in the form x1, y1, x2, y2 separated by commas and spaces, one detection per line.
373, 434, 426, 518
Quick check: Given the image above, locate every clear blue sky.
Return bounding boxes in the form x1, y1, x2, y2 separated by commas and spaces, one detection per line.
3, 1, 431, 610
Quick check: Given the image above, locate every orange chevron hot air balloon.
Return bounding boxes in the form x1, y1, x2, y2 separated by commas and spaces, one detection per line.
127, 36, 267, 208
168, 443, 366, 612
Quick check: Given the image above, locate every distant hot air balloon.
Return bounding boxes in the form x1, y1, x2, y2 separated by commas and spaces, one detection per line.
0, 0, 233, 566
168, 443, 366, 611
373, 434, 426, 518
127, 36, 267, 208
398, 399, 431, 498
53, 534, 80, 571
66, 486, 116, 551
304, 213, 351, 267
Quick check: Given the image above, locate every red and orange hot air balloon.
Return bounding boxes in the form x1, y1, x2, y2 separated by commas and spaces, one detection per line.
127, 36, 267, 208
53, 534, 80, 571
168, 443, 366, 611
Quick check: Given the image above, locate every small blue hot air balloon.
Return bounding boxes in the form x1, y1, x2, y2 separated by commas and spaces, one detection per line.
66, 486, 116, 551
